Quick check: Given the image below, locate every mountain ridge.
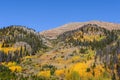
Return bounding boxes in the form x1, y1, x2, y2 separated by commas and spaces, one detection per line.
40, 21, 120, 39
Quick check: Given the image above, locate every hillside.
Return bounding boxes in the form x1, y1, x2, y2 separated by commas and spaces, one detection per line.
0, 22, 120, 80
0, 25, 48, 62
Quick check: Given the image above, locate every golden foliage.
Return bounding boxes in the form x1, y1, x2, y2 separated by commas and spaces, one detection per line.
7, 62, 16, 67
93, 65, 105, 77
71, 31, 106, 42
71, 56, 80, 61
70, 62, 93, 78
9, 66, 22, 72
2, 62, 22, 72
0, 44, 20, 54
65, 62, 106, 79
38, 70, 50, 77
55, 69, 65, 76
24, 56, 32, 59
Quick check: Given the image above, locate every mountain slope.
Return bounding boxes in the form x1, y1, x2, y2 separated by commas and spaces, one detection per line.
38, 22, 120, 80
57, 24, 117, 49
0, 25, 48, 62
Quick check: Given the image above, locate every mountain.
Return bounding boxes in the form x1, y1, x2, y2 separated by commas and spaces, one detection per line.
0, 21, 120, 80
39, 21, 120, 80
40, 21, 120, 39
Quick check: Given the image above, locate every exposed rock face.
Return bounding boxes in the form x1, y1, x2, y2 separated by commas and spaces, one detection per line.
40, 21, 120, 39
13, 41, 32, 53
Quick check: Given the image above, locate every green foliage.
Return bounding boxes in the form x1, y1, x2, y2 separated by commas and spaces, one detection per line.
0, 64, 11, 72
79, 48, 88, 54
69, 71, 81, 80
50, 66, 56, 75
0, 65, 16, 79
86, 68, 91, 72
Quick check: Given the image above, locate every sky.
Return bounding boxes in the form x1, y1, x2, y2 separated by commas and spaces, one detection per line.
0, 0, 120, 32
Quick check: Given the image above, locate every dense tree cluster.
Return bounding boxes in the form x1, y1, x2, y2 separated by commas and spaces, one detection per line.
95, 39, 120, 79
